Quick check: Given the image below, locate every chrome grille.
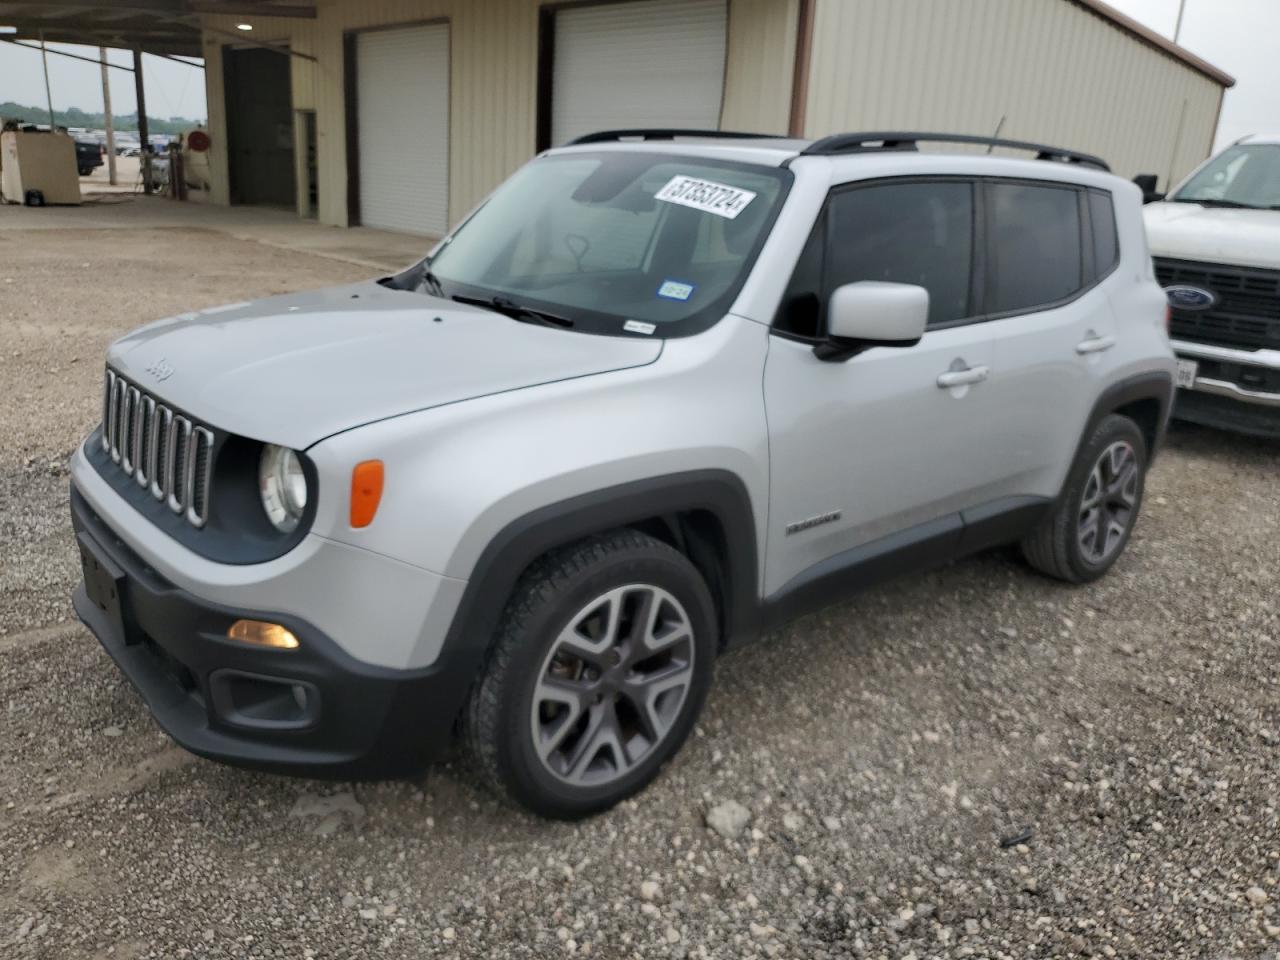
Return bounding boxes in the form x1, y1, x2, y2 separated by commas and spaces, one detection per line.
99, 368, 215, 528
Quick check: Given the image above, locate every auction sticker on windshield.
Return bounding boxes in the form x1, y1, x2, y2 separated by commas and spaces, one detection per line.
655, 176, 757, 220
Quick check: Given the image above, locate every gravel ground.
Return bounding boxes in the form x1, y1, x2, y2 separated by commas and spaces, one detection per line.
3, 226, 1280, 959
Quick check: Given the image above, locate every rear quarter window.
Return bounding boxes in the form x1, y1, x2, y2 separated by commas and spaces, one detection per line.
1088, 188, 1120, 278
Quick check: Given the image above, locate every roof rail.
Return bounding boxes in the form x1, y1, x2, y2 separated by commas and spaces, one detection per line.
800, 132, 1111, 172
566, 128, 784, 146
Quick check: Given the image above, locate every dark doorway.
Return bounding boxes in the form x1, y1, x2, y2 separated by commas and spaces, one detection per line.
299, 109, 318, 219
223, 46, 295, 207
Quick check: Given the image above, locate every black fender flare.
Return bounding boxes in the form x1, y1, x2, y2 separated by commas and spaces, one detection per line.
1077, 369, 1175, 466
431, 469, 761, 729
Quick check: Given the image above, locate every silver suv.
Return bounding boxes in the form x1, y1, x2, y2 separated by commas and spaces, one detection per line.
71, 131, 1175, 818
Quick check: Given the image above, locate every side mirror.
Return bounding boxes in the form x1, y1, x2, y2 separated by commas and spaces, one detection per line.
817, 281, 928, 361
1133, 174, 1165, 204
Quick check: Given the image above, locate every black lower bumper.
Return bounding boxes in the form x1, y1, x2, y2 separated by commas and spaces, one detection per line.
1174, 389, 1280, 439
71, 484, 469, 779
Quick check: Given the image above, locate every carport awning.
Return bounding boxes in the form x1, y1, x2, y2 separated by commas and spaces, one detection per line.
0, 0, 313, 57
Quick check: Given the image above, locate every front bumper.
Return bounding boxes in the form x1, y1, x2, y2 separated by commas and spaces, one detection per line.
71, 485, 470, 778
1171, 339, 1280, 438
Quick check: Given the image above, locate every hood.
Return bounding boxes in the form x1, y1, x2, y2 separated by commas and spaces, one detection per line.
1143, 201, 1280, 271
107, 281, 663, 449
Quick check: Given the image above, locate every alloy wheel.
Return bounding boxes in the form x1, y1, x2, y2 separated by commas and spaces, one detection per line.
530, 584, 696, 787
1078, 440, 1139, 565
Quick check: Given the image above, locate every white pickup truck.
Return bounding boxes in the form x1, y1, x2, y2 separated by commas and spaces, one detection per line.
1143, 135, 1280, 438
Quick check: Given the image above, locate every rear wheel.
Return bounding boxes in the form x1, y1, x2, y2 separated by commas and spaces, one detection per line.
1022, 414, 1147, 583
464, 530, 716, 819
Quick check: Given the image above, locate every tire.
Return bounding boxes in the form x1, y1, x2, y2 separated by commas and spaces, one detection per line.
1022, 413, 1148, 584
464, 529, 717, 819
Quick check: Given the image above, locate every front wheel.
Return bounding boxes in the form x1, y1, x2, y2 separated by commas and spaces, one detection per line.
1022, 414, 1148, 583
464, 530, 717, 819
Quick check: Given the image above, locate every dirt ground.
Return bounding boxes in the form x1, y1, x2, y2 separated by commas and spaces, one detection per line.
2, 224, 1279, 959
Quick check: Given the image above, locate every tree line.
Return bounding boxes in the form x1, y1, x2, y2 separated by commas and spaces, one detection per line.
0, 101, 206, 136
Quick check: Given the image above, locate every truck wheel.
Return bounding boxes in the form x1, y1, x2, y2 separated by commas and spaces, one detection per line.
1022, 414, 1148, 584
465, 529, 716, 819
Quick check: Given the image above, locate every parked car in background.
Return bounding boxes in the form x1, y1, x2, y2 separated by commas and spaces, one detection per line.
1142, 135, 1280, 437
75, 139, 104, 177
71, 131, 1174, 819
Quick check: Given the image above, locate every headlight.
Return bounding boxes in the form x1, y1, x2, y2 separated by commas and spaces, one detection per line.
259, 444, 307, 532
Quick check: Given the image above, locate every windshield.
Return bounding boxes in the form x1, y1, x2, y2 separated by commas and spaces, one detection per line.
1172, 144, 1280, 209
426, 151, 791, 336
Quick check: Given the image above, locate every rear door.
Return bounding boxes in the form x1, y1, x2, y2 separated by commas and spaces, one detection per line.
763, 178, 1006, 596
981, 182, 1122, 500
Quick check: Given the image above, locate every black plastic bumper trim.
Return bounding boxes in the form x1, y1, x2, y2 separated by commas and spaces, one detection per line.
71, 482, 466, 779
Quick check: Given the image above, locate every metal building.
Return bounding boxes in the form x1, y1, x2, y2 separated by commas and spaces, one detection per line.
2, 0, 1234, 237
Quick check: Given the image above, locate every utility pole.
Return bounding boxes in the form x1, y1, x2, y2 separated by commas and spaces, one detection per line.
1173, 0, 1188, 43
100, 46, 117, 185
133, 48, 151, 195
39, 32, 55, 130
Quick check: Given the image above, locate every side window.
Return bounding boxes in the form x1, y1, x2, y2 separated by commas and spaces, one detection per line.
1088, 189, 1119, 278
775, 214, 826, 338
988, 182, 1083, 314
827, 181, 975, 328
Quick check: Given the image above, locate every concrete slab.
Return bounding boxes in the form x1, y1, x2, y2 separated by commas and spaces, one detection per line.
0, 190, 433, 272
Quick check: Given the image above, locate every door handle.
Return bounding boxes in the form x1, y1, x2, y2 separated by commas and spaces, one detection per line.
1076, 332, 1117, 355
936, 365, 990, 388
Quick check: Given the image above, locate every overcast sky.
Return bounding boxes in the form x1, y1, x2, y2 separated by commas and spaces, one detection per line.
0, 43, 206, 121
1109, 0, 1278, 148
0, 0, 1276, 142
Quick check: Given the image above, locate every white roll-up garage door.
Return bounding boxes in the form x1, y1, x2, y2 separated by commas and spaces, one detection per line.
550, 0, 728, 147
356, 24, 450, 236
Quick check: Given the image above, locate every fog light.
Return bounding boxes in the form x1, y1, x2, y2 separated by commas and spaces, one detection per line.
227, 619, 299, 650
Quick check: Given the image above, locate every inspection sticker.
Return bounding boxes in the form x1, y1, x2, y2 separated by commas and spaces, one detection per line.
654, 176, 757, 220
657, 280, 696, 302
624, 319, 657, 335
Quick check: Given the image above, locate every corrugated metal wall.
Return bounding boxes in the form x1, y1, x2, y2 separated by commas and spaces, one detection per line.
201, 12, 319, 212
199, 0, 1225, 232
802, 0, 1223, 189
200, 0, 797, 230
721, 0, 799, 134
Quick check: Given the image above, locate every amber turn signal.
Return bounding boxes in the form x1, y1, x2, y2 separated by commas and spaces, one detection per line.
227, 619, 299, 650
350, 459, 385, 528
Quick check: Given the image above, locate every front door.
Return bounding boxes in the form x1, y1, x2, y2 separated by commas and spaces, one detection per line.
763, 178, 1005, 596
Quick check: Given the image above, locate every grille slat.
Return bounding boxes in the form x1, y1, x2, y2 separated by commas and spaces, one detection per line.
136, 396, 155, 488
188, 428, 214, 528
101, 371, 115, 454
167, 416, 191, 515
110, 377, 126, 463
98, 368, 214, 530
151, 405, 172, 502
122, 386, 140, 475
1156, 257, 1280, 350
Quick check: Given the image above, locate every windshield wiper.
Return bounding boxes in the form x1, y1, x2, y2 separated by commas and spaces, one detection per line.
1171, 197, 1261, 209
419, 266, 445, 297
452, 294, 575, 329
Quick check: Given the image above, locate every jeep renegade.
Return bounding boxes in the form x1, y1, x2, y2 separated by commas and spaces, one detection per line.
72, 131, 1176, 818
